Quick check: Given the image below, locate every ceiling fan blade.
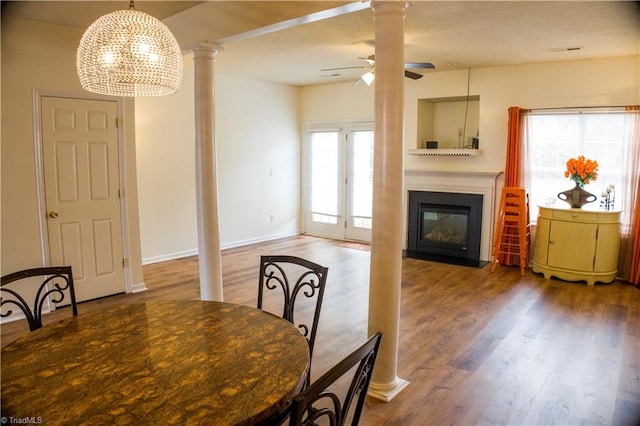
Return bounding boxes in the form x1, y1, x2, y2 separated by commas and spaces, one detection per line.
404, 70, 423, 80
404, 62, 435, 69
321, 66, 370, 72
365, 55, 434, 69
325, 55, 433, 78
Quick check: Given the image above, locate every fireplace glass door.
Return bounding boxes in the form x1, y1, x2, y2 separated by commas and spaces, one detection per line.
421, 207, 469, 252
406, 190, 483, 264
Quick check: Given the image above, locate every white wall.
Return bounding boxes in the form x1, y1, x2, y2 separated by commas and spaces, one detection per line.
3, 12, 638, 269
215, 75, 300, 246
301, 56, 640, 175
135, 59, 301, 263
299, 56, 638, 256
1, 16, 145, 288
300, 81, 374, 123
134, 60, 198, 263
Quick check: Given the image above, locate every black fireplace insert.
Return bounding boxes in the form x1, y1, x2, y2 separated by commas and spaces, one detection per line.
405, 190, 485, 267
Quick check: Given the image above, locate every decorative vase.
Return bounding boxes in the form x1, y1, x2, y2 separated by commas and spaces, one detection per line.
557, 182, 597, 209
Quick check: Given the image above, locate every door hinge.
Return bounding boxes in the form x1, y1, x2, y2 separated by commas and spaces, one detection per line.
122, 258, 129, 267
118, 188, 124, 199
115, 118, 120, 128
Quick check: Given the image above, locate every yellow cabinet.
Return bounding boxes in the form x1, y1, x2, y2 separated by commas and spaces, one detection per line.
532, 206, 621, 285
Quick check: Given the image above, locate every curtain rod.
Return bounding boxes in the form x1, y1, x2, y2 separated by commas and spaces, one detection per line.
525, 105, 638, 112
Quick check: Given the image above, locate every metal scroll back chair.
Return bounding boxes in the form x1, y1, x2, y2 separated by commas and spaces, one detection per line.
258, 255, 329, 387
288, 332, 383, 426
1, 266, 78, 331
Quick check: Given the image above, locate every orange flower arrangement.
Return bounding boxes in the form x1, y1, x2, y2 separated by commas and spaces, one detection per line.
564, 155, 598, 187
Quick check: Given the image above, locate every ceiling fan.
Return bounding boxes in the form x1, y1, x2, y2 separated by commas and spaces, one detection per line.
322, 55, 435, 85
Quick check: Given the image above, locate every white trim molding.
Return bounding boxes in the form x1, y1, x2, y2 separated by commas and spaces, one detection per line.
408, 148, 481, 157
32, 89, 136, 295
141, 231, 300, 265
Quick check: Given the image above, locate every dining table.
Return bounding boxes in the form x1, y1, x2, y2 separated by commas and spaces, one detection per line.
0, 300, 310, 425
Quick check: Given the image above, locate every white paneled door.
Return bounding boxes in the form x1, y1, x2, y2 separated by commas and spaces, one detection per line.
304, 126, 373, 243
41, 97, 125, 301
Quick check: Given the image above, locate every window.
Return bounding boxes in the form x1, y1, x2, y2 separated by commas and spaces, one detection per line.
525, 110, 632, 227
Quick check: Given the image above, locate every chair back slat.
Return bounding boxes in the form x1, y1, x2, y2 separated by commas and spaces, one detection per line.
288, 332, 383, 426
258, 255, 329, 389
1, 266, 78, 331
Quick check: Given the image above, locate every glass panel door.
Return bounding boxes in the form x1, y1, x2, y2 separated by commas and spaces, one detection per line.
304, 125, 373, 242
305, 130, 344, 239
346, 130, 373, 241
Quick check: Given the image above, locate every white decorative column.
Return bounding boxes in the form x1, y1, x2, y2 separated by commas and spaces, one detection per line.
191, 43, 224, 301
367, 0, 410, 401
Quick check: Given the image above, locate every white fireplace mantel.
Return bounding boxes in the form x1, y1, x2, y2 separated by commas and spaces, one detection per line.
403, 169, 504, 262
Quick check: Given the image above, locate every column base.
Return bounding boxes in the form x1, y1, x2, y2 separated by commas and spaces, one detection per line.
367, 376, 410, 402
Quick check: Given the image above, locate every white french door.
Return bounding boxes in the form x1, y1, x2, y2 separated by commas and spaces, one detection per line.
303, 124, 373, 242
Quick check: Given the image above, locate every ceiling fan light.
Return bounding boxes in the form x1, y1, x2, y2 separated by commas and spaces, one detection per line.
76, 5, 183, 97
361, 71, 375, 86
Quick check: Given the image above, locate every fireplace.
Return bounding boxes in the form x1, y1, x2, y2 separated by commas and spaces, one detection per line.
404, 170, 503, 265
405, 190, 485, 267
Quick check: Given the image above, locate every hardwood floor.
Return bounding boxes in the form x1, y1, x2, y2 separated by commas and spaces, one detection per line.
2, 235, 639, 425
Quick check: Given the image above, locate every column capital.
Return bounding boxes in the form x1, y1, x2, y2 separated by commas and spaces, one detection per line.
371, 0, 409, 15
187, 42, 224, 58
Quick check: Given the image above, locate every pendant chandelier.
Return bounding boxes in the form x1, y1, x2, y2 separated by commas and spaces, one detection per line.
76, 0, 183, 97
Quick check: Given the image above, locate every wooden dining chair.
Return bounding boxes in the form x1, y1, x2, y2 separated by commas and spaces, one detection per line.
1, 266, 78, 331
288, 332, 383, 426
258, 255, 329, 386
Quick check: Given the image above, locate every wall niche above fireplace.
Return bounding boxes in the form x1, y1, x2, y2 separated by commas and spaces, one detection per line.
417, 95, 480, 150
405, 190, 486, 267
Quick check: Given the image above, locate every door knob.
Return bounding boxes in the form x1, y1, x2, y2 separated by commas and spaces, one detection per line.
49, 210, 59, 219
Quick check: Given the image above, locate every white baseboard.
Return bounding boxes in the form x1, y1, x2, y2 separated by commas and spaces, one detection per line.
0, 310, 27, 325
0, 305, 55, 325
142, 249, 199, 265
220, 231, 300, 250
141, 231, 301, 265
130, 281, 148, 293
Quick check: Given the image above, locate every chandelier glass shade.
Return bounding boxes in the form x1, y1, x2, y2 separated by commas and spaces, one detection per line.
76, 6, 183, 97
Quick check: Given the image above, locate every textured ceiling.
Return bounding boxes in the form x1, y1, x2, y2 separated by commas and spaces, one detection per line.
3, 1, 639, 86
1, 1, 204, 27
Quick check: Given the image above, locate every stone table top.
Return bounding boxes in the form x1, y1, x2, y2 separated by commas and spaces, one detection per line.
1, 300, 310, 425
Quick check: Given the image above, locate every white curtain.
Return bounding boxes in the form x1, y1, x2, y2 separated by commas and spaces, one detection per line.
618, 109, 640, 279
